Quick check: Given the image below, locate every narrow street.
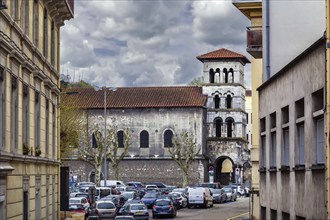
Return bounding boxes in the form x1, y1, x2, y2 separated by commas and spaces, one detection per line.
148, 197, 250, 220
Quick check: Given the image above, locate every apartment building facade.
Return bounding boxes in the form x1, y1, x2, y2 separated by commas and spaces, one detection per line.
0, 0, 73, 219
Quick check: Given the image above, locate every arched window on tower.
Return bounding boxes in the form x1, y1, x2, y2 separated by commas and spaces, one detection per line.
226, 118, 234, 137
140, 130, 149, 148
226, 94, 232, 109
117, 130, 124, 148
214, 95, 220, 109
224, 69, 229, 83
164, 130, 173, 147
215, 68, 220, 83
229, 68, 234, 83
209, 69, 215, 83
214, 118, 222, 137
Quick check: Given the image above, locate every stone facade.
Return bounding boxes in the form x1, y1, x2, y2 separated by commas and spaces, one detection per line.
0, 1, 73, 219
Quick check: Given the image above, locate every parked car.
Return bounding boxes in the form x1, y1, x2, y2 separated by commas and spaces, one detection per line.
145, 182, 169, 194
121, 203, 149, 220
152, 199, 177, 218
95, 200, 117, 219
100, 180, 126, 187
126, 182, 145, 189
210, 188, 227, 203
195, 182, 222, 189
158, 194, 180, 210
68, 203, 86, 215
70, 192, 91, 204
121, 191, 139, 201
118, 199, 145, 215
141, 192, 160, 208
115, 216, 134, 220
187, 187, 213, 208
169, 192, 187, 208
222, 187, 237, 202
172, 188, 188, 195
228, 184, 245, 196
69, 197, 90, 214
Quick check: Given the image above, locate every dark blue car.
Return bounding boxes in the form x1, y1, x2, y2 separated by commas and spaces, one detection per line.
141, 192, 160, 208
152, 199, 177, 218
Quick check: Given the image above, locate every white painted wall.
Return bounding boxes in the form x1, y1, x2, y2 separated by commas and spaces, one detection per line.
263, 0, 325, 79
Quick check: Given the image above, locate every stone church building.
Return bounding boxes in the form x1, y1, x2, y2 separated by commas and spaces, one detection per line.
64, 48, 251, 187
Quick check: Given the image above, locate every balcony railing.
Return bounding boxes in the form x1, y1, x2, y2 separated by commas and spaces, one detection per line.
246, 26, 262, 58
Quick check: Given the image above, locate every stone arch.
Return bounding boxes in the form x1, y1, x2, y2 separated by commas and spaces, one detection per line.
215, 68, 220, 83
214, 156, 235, 185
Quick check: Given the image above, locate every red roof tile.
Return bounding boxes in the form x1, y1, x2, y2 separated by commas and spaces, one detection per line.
196, 48, 250, 64
62, 86, 207, 109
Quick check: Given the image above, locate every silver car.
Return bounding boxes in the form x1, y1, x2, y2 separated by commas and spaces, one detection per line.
222, 187, 237, 202
95, 200, 117, 219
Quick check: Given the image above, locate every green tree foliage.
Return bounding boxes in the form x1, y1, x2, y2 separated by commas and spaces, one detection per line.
59, 98, 84, 159
168, 131, 201, 187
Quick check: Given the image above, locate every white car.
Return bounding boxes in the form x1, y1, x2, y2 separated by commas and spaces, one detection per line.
69, 197, 90, 213
169, 192, 188, 208
187, 187, 213, 208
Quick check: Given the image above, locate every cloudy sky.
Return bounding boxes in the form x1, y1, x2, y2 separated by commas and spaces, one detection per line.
60, 0, 251, 88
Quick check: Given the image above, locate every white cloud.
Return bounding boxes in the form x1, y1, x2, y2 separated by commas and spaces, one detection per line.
60, 0, 251, 88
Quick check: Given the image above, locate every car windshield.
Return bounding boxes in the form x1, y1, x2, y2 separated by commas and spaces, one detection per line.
155, 200, 171, 206
69, 199, 81, 204
130, 204, 146, 211
76, 194, 88, 198
144, 193, 157, 198
97, 202, 115, 209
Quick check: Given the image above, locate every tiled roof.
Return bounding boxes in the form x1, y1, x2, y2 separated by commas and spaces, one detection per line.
61, 86, 207, 109
196, 48, 250, 64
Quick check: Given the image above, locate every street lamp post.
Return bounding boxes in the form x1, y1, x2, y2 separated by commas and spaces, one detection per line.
94, 86, 117, 186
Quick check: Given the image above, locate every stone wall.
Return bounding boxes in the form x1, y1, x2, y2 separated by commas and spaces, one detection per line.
65, 158, 207, 187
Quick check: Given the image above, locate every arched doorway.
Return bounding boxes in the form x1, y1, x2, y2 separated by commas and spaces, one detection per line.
215, 156, 235, 185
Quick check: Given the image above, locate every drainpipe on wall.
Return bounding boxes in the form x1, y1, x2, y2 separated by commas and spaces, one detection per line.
326, 1, 330, 218
265, 0, 271, 80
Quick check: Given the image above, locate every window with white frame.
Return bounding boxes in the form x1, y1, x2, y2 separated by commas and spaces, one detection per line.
282, 128, 290, 166
0, 67, 4, 148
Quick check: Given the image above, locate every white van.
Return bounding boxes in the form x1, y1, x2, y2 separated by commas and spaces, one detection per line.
100, 180, 126, 187
187, 187, 213, 208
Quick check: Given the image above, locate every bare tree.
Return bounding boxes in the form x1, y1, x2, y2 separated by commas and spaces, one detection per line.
78, 126, 132, 185
168, 131, 201, 187
107, 127, 132, 180
79, 129, 105, 186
